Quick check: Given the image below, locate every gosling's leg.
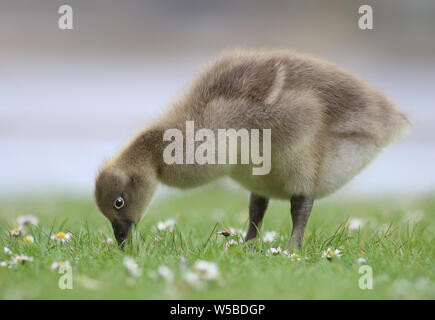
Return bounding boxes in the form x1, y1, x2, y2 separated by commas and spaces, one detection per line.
245, 193, 269, 242
288, 194, 314, 248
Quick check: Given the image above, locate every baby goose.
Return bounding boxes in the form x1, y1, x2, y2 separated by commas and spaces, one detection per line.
95, 49, 409, 247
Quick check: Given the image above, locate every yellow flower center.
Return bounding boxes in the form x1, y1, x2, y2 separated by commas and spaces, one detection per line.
56, 232, 66, 239
12, 228, 20, 233
24, 236, 32, 242
328, 251, 336, 256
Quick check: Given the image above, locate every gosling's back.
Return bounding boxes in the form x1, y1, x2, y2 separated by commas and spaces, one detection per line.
156, 49, 409, 198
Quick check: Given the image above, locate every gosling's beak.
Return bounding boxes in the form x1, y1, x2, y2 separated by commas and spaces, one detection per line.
112, 220, 133, 248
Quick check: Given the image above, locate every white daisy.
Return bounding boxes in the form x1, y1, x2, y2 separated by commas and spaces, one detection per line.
225, 239, 239, 249
322, 248, 342, 260
3, 247, 12, 255
123, 257, 142, 277
357, 257, 367, 264
11, 255, 33, 264
0, 261, 8, 267
183, 271, 202, 288
283, 250, 301, 261
267, 247, 282, 256
51, 232, 72, 243
23, 235, 34, 243
217, 229, 239, 237
156, 265, 174, 283
9, 226, 22, 237
262, 231, 277, 243
17, 215, 39, 227
102, 237, 114, 245
194, 260, 220, 280
229, 228, 246, 239
348, 218, 365, 231
50, 260, 70, 270
157, 219, 176, 231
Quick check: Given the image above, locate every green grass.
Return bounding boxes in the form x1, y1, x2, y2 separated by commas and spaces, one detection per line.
0, 186, 434, 299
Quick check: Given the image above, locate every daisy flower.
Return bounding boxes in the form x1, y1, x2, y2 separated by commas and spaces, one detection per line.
17, 215, 39, 228
267, 247, 282, 256
4, 247, 12, 255
157, 219, 176, 232
123, 257, 142, 277
23, 235, 34, 243
283, 250, 301, 261
51, 232, 72, 243
9, 226, 22, 237
194, 260, 220, 281
50, 260, 71, 271
154, 265, 174, 283
183, 271, 202, 288
230, 228, 246, 238
357, 257, 367, 264
225, 239, 239, 249
262, 231, 277, 243
322, 248, 342, 260
289, 253, 302, 261
102, 237, 114, 245
217, 229, 239, 237
348, 218, 365, 231
11, 255, 33, 264
0, 261, 7, 267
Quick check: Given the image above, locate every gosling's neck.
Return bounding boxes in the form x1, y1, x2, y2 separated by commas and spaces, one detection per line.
114, 127, 164, 179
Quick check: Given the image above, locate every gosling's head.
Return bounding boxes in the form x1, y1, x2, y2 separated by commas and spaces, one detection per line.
94, 165, 157, 247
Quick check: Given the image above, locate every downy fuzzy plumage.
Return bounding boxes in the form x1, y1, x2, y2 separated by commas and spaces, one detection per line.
95, 49, 409, 246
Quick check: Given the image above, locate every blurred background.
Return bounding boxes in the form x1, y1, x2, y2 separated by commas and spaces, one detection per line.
0, 0, 434, 198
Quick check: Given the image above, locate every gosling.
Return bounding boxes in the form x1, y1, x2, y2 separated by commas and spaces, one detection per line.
95, 49, 409, 248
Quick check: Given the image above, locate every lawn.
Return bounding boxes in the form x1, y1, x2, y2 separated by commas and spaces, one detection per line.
0, 185, 434, 299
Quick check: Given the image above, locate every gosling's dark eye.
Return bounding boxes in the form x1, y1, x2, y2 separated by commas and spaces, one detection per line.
114, 197, 125, 210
